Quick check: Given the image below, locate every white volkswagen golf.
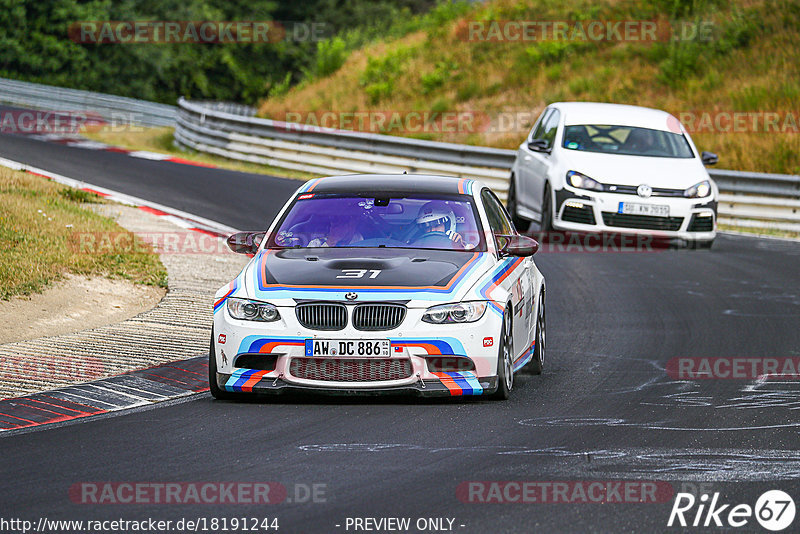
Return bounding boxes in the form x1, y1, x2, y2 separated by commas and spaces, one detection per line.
507, 102, 719, 248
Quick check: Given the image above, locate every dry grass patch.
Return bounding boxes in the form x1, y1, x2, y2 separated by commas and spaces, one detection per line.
0, 168, 167, 300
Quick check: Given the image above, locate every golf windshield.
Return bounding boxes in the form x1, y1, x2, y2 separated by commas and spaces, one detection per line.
563, 125, 695, 158
269, 194, 486, 251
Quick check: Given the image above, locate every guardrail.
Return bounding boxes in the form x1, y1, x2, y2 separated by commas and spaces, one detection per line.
0, 77, 177, 127
2, 78, 795, 233
175, 98, 800, 232
709, 169, 800, 232
174, 98, 514, 194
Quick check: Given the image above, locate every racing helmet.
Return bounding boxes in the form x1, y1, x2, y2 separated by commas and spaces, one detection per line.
416, 201, 455, 233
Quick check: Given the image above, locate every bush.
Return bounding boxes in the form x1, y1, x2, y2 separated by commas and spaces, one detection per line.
364, 81, 395, 104
657, 41, 703, 87
311, 37, 348, 78
360, 46, 417, 103
268, 72, 293, 98
456, 81, 480, 102
420, 60, 459, 94
522, 40, 591, 66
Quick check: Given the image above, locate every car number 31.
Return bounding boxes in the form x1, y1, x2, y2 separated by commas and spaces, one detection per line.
336, 269, 382, 279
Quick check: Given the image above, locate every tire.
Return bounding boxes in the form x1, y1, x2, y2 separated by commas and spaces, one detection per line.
507, 177, 531, 232
689, 239, 714, 250
528, 288, 545, 375
492, 309, 514, 400
540, 184, 554, 236
208, 328, 238, 400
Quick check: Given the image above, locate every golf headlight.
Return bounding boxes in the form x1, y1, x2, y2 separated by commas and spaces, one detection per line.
227, 298, 281, 322
684, 180, 711, 198
567, 171, 604, 191
422, 302, 487, 324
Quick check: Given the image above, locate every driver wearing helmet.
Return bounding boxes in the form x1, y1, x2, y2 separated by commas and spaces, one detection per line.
413, 201, 464, 245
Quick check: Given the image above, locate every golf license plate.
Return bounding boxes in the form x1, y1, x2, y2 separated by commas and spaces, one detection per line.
305, 339, 391, 358
618, 202, 669, 217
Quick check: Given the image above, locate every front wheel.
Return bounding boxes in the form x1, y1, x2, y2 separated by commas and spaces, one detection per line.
528, 288, 545, 375
507, 178, 531, 232
492, 310, 514, 400
540, 184, 554, 235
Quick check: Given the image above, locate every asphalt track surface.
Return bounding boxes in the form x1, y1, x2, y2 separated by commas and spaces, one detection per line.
2, 130, 800, 532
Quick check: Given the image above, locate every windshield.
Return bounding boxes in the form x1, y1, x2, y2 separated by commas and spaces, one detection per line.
268, 194, 486, 252
562, 125, 695, 158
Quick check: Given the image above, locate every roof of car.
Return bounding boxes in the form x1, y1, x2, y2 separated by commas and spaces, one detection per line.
303, 174, 481, 195
551, 102, 682, 133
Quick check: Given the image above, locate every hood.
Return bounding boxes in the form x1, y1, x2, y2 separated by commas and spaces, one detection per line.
241, 248, 494, 306
562, 150, 711, 189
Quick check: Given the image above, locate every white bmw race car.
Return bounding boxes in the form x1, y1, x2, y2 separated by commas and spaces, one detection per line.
210, 174, 545, 400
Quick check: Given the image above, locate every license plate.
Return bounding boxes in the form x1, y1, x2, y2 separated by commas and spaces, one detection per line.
305, 339, 391, 358
619, 202, 669, 217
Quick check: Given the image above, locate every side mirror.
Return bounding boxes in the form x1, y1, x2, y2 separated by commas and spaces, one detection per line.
701, 151, 718, 165
527, 139, 551, 153
498, 234, 539, 257
226, 231, 265, 254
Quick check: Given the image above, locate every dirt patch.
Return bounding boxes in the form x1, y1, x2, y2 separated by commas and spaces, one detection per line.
0, 274, 165, 344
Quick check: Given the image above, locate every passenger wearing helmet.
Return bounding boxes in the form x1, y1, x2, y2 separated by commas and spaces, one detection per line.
410, 201, 464, 248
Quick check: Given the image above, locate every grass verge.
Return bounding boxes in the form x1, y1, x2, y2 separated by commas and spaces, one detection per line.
718, 223, 800, 241
0, 167, 167, 300
83, 127, 320, 182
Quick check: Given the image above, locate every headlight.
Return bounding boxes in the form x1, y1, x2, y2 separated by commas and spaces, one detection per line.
227, 298, 281, 322
684, 180, 711, 198
422, 302, 487, 324
566, 171, 604, 191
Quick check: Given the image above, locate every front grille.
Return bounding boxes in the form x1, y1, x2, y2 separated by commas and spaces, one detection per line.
353, 304, 406, 331
602, 212, 684, 231
560, 204, 596, 225
687, 214, 714, 232
289, 357, 412, 382
296, 303, 347, 331
606, 184, 685, 197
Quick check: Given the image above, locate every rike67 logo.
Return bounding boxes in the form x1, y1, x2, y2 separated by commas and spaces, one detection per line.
668, 489, 796, 531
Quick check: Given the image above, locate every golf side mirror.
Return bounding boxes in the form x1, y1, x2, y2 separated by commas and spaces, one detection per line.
527, 139, 551, 153
701, 151, 718, 165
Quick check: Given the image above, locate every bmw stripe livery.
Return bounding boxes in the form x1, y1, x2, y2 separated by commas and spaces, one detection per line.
210, 174, 546, 400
